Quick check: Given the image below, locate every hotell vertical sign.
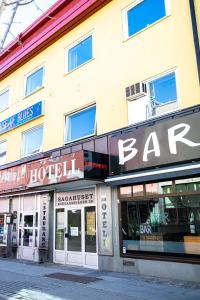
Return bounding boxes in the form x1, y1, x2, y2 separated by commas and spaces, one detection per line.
109, 111, 200, 174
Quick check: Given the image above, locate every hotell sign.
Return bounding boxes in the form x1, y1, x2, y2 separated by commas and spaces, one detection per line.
0, 150, 108, 193
109, 111, 200, 175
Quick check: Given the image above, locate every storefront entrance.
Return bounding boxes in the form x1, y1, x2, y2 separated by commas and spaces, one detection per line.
18, 212, 38, 261
54, 189, 98, 269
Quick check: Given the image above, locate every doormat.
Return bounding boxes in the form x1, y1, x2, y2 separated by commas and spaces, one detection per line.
44, 272, 102, 284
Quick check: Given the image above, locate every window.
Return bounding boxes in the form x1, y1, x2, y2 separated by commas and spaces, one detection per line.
147, 72, 178, 117
125, 0, 168, 38
22, 125, 43, 157
55, 209, 64, 250
65, 106, 96, 143
25, 67, 44, 96
67, 35, 93, 72
120, 178, 200, 259
0, 140, 6, 165
0, 89, 9, 111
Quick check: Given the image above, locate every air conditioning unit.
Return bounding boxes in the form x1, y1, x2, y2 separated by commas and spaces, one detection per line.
125, 82, 147, 101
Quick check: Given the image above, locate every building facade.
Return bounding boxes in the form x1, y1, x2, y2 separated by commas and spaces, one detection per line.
0, 0, 200, 280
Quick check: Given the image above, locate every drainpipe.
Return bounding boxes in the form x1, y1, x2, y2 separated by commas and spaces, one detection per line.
189, 0, 200, 84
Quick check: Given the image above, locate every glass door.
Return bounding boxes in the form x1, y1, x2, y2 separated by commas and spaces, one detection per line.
67, 209, 82, 252
23, 214, 34, 247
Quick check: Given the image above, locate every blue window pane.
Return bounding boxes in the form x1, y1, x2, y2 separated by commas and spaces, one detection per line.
26, 67, 44, 96
127, 0, 166, 37
149, 72, 177, 105
68, 36, 92, 72
23, 126, 43, 156
66, 106, 96, 142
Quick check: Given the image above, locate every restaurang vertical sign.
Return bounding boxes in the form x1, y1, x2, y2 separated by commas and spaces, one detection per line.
39, 195, 49, 249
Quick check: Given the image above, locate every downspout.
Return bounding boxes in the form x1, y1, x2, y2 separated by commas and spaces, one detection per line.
189, 0, 200, 84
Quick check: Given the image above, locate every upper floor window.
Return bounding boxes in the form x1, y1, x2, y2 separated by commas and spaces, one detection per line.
22, 125, 43, 157
25, 67, 44, 97
0, 140, 7, 165
65, 105, 96, 143
127, 71, 178, 125
67, 35, 93, 72
147, 71, 178, 117
0, 89, 9, 112
124, 0, 168, 38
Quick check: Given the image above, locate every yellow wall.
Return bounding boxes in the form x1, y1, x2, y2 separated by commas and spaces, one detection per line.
0, 0, 200, 164
194, 0, 200, 47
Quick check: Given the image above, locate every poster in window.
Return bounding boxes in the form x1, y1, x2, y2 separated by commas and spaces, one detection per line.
86, 212, 95, 236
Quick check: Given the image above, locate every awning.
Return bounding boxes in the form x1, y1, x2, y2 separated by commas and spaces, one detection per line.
105, 161, 200, 186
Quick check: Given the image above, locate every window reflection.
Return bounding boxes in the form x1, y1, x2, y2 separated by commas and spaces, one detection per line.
121, 195, 200, 256
55, 209, 64, 250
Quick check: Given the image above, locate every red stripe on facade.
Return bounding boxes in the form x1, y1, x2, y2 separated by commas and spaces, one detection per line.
0, 0, 111, 80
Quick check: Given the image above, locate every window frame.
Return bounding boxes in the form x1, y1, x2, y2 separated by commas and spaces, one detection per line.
64, 105, 97, 144
21, 125, 43, 158
118, 177, 200, 264
0, 88, 9, 112
65, 32, 94, 74
24, 65, 45, 97
122, 0, 170, 40
145, 69, 179, 118
0, 140, 7, 165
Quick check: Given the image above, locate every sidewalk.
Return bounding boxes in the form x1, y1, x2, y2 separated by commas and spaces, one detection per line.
0, 258, 200, 300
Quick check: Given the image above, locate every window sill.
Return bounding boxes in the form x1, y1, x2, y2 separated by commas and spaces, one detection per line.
121, 252, 200, 265
21, 150, 42, 159
0, 106, 9, 114
147, 106, 179, 120
23, 86, 44, 99
64, 133, 96, 145
123, 15, 170, 43
64, 57, 95, 76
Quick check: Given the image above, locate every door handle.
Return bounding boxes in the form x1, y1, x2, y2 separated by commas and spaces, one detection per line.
65, 233, 70, 238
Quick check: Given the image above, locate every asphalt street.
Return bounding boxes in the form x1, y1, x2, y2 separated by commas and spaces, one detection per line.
0, 258, 200, 300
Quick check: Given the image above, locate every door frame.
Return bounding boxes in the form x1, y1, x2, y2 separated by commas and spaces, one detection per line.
18, 211, 38, 260
53, 187, 98, 268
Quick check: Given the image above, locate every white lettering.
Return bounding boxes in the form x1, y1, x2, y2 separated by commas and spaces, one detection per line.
30, 169, 38, 183
46, 164, 54, 179
143, 132, 160, 161
71, 159, 77, 174
38, 167, 46, 181
55, 163, 62, 178
62, 161, 68, 176
168, 123, 200, 154
118, 138, 138, 165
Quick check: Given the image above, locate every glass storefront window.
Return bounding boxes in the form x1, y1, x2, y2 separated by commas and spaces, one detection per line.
55, 209, 64, 250
85, 206, 96, 253
121, 194, 200, 256
133, 185, 144, 197
120, 186, 132, 198
146, 181, 173, 195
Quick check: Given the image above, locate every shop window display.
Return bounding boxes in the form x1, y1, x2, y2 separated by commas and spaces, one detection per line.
120, 178, 200, 258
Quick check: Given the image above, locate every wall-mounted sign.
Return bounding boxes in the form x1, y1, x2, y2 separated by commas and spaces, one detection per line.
98, 186, 113, 256
55, 189, 95, 207
109, 111, 200, 175
0, 150, 108, 193
39, 195, 49, 249
0, 101, 44, 135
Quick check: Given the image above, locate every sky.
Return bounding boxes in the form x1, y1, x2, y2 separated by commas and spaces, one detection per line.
0, 0, 58, 48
